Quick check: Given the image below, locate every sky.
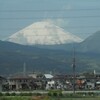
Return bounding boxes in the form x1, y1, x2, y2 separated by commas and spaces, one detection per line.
0, 0, 100, 40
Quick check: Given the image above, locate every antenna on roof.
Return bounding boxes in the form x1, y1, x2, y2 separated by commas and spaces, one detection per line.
23, 62, 26, 76
94, 70, 96, 75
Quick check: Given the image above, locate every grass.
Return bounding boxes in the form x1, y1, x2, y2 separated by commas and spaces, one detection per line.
0, 96, 100, 100
55, 98, 100, 100
0, 96, 30, 100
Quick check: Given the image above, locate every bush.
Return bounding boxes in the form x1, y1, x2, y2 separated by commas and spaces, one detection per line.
10, 92, 16, 96
53, 92, 58, 97
19, 92, 37, 96
48, 92, 52, 96
0, 97, 7, 100
4, 92, 10, 96
88, 92, 95, 96
59, 92, 63, 97
28, 92, 33, 96
48, 90, 62, 97
0, 92, 3, 96
35, 93, 42, 96
19, 93, 29, 96
65, 93, 83, 98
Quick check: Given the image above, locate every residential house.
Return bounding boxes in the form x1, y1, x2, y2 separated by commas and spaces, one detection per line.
0, 76, 6, 92
8, 75, 36, 91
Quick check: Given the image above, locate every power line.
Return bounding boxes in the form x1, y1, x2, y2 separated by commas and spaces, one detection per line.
0, 15, 100, 20
0, 8, 100, 12
0, 32, 95, 36
0, 26, 100, 30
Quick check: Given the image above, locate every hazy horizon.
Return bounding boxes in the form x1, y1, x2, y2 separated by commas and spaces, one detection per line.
0, 0, 100, 40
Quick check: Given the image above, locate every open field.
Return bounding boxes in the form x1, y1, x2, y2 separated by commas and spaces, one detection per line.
0, 96, 30, 100
0, 91, 100, 100
55, 98, 100, 100
0, 96, 100, 100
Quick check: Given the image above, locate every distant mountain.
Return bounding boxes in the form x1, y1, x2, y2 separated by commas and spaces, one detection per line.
1, 30, 100, 75
0, 40, 100, 75
6, 20, 82, 45
0, 40, 72, 75
79, 31, 100, 53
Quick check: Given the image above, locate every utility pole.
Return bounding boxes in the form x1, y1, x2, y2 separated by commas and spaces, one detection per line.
72, 46, 76, 94
23, 62, 26, 76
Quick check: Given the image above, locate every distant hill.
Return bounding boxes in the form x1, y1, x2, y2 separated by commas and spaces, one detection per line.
0, 40, 100, 75
78, 31, 100, 53
0, 40, 72, 75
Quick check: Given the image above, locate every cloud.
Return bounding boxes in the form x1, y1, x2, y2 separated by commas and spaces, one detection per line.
53, 19, 69, 27
43, 19, 69, 27
62, 5, 72, 10
42, 4, 71, 27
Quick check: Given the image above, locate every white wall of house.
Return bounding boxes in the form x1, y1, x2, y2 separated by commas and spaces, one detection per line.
86, 82, 95, 89
46, 80, 55, 90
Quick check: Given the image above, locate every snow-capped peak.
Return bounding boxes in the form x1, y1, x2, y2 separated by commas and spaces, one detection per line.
6, 20, 83, 45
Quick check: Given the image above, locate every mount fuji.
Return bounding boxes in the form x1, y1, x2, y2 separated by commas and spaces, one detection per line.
6, 20, 83, 45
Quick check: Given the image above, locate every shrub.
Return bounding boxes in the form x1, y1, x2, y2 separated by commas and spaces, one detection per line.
53, 92, 58, 97
28, 92, 33, 96
0, 92, 3, 96
0, 97, 7, 100
59, 92, 63, 97
4, 92, 10, 96
88, 92, 94, 96
35, 93, 42, 96
48, 90, 62, 97
10, 92, 16, 96
48, 92, 52, 96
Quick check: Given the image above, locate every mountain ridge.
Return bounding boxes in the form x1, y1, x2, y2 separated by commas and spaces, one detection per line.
78, 31, 100, 53
1, 29, 100, 75
6, 20, 83, 45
